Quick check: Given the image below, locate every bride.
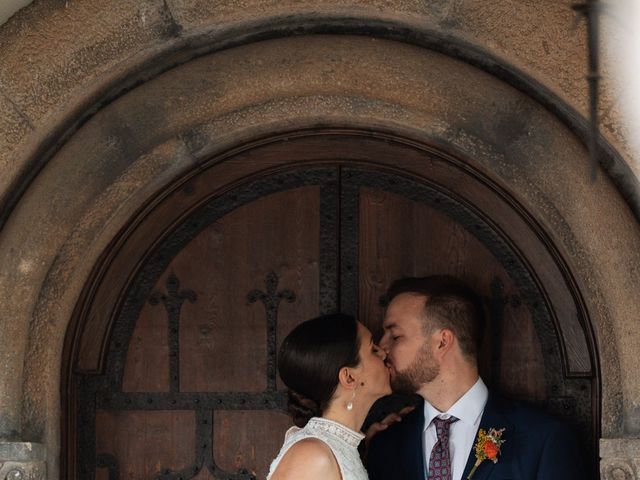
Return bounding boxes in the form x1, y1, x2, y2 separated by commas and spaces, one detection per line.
267, 313, 391, 480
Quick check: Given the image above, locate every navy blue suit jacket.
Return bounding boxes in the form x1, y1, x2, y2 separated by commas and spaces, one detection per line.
367, 392, 587, 480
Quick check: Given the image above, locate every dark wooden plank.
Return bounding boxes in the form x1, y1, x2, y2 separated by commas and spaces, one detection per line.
358, 188, 545, 399
95, 469, 109, 480
172, 187, 320, 392
499, 301, 546, 400
122, 289, 170, 392
213, 410, 292, 479
95, 410, 195, 479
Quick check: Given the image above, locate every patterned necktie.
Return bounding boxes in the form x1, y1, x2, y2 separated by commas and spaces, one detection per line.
428, 416, 458, 480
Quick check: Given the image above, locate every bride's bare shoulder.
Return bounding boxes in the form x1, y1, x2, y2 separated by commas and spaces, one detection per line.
270, 438, 341, 480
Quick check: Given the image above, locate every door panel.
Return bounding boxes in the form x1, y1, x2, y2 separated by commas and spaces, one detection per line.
96, 411, 196, 478
122, 301, 170, 392
172, 186, 321, 392
83, 170, 336, 479
213, 411, 292, 479
123, 186, 321, 393
72, 160, 595, 479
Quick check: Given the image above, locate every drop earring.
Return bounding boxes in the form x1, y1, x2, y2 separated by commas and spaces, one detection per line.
346, 389, 356, 411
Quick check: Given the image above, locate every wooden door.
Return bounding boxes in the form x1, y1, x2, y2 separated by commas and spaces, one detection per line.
70, 159, 595, 479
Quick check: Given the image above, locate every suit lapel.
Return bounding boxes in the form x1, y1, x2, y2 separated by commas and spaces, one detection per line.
462, 393, 512, 480
408, 402, 426, 480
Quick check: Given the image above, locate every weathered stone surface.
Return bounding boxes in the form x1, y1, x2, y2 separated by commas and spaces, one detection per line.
0, 0, 637, 214
0, 90, 34, 154
601, 438, 640, 480
602, 438, 640, 458
0, 442, 45, 480
0, 443, 44, 462
0, 2, 639, 479
168, 0, 588, 111
0, 0, 186, 206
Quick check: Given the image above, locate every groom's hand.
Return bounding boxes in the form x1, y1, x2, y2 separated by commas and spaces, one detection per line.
364, 405, 415, 450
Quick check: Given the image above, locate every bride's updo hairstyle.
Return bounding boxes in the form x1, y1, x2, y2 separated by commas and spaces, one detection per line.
278, 314, 361, 427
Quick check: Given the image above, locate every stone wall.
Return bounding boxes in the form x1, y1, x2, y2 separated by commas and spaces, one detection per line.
601, 439, 640, 480
0, 1, 639, 479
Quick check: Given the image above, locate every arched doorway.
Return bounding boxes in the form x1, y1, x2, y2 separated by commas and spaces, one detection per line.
63, 132, 598, 479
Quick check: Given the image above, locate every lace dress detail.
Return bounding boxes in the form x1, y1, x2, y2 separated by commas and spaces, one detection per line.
267, 417, 368, 480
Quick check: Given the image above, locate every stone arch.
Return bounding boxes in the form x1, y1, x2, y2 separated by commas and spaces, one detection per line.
0, 8, 638, 479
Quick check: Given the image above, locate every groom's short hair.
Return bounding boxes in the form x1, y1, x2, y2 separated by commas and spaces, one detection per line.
386, 275, 485, 362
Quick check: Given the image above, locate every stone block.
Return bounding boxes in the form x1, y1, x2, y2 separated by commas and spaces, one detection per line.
0, 443, 45, 480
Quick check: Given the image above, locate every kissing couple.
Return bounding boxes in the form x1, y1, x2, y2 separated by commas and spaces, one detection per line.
267, 275, 586, 480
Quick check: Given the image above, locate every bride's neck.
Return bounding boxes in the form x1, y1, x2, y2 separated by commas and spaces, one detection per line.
322, 398, 373, 433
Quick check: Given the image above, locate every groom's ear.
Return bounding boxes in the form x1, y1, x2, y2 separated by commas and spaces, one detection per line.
436, 329, 455, 357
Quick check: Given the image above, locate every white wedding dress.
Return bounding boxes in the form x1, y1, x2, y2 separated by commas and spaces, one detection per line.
267, 417, 369, 480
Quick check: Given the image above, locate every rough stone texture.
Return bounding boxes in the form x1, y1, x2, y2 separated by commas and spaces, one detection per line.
0, 2, 638, 479
0, 0, 638, 212
0, 92, 34, 154
0, 1, 32, 26
601, 439, 640, 480
0, 0, 184, 208
168, 0, 588, 111
0, 442, 46, 480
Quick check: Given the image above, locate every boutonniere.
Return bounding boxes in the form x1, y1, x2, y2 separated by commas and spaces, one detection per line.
466, 427, 506, 479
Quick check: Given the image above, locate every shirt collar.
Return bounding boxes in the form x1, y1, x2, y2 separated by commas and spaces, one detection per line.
423, 377, 489, 430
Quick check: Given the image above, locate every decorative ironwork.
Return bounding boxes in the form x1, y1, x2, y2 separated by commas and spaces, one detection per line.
96, 453, 119, 480
104, 167, 338, 387
339, 168, 360, 316
343, 167, 592, 446
154, 410, 254, 480
97, 391, 286, 411
247, 271, 296, 391
149, 274, 197, 392
319, 170, 340, 315
77, 168, 339, 479
75, 164, 593, 478
341, 167, 562, 369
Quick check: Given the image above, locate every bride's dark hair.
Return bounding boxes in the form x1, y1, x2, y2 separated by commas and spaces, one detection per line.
278, 314, 361, 427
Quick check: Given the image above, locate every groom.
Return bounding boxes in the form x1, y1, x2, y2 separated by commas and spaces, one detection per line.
366, 276, 587, 480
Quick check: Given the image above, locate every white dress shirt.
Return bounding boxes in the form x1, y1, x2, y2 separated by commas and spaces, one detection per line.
423, 377, 489, 480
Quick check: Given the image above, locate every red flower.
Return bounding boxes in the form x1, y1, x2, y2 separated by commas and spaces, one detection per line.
483, 441, 499, 460
467, 427, 506, 479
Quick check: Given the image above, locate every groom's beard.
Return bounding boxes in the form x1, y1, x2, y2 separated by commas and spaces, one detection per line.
390, 342, 439, 394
